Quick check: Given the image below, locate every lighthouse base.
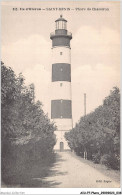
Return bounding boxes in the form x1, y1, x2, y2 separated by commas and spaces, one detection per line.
54, 130, 70, 151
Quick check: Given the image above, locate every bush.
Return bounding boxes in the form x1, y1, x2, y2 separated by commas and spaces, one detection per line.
100, 154, 110, 166
92, 153, 101, 164
100, 154, 120, 170
2, 139, 56, 186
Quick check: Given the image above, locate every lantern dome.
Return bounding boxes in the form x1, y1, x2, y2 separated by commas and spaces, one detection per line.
55, 15, 67, 22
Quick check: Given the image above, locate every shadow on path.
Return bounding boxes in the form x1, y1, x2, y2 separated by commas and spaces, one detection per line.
28, 152, 67, 188
2, 152, 67, 188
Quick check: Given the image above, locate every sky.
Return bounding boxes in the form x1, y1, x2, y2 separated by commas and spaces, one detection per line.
1, 1, 120, 126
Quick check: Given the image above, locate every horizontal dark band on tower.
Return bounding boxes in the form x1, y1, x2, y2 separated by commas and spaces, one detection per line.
55, 29, 67, 36
51, 100, 72, 119
52, 63, 71, 82
51, 36, 71, 47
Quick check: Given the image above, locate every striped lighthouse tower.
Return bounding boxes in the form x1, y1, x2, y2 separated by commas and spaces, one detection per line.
50, 15, 72, 151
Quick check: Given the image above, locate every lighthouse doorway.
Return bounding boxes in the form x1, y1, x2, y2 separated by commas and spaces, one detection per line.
60, 142, 64, 152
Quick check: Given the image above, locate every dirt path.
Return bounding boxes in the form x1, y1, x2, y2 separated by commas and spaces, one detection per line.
42, 152, 120, 188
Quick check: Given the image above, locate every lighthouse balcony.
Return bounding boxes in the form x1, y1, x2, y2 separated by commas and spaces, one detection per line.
50, 29, 72, 39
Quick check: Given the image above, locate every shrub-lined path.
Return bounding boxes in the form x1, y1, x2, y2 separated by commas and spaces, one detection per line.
41, 152, 120, 188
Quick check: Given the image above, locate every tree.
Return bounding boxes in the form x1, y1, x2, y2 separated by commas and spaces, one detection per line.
1, 61, 56, 185
65, 87, 120, 169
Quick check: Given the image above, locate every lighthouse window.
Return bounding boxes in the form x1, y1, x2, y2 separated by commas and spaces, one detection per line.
60, 52, 62, 55
60, 83, 63, 87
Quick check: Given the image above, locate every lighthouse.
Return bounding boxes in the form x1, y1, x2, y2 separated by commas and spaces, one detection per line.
50, 15, 72, 151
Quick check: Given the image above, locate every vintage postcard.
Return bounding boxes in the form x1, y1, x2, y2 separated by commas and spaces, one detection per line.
1, 1, 121, 194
